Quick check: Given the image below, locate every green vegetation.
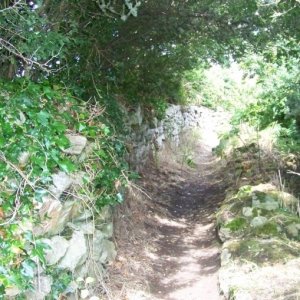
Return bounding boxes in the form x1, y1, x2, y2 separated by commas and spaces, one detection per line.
217, 184, 300, 242
0, 80, 129, 296
0, 0, 299, 297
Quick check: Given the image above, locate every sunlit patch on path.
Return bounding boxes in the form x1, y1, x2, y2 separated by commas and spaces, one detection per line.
141, 117, 228, 300
110, 111, 229, 300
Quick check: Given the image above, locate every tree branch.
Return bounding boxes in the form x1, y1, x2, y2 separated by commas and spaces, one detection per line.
0, 0, 24, 13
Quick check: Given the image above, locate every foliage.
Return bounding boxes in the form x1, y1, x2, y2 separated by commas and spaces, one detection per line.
231, 46, 300, 153
0, 79, 129, 296
0, 1, 69, 79
3, 0, 299, 108
0, 0, 299, 297
198, 39, 300, 157
182, 62, 259, 109
67, 0, 299, 105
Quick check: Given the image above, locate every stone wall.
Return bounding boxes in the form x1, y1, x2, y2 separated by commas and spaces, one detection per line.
6, 136, 117, 299
124, 104, 210, 168
9, 104, 216, 299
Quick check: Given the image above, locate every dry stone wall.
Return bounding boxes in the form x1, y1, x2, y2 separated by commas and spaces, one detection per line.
11, 104, 215, 299
6, 135, 116, 299
124, 104, 215, 168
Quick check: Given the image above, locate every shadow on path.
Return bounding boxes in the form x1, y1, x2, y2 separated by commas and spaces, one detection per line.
142, 144, 228, 300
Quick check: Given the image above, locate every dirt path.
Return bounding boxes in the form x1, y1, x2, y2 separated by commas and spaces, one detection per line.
110, 114, 229, 300
142, 141, 227, 300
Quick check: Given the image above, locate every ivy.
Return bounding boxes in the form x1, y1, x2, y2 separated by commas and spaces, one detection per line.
0, 79, 129, 296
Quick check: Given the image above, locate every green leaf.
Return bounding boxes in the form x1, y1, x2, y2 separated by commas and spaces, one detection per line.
101, 125, 110, 136
58, 159, 76, 173
21, 260, 36, 279
52, 121, 67, 133
37, 111, 50, 126
0, 136, 5, 147
55, 135, 70, 149
77, 122, 86, 132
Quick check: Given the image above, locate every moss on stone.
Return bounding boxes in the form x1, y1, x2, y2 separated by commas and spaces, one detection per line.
225, 238, 300, 266
224, 217, 247, 231
253, 222, 279, 237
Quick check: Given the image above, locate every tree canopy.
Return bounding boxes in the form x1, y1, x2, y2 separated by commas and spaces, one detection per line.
1, 0, 299, 102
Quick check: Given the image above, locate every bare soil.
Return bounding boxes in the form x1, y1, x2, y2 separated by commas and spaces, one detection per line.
108, 128, 228, 300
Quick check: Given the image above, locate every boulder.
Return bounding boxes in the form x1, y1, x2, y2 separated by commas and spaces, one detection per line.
91, 230, 116, 263
218, 183, 300, 299
250, 216, 268, 228
35, 198, 77, 236
25, 275, 52, 300
50, 171, 73, 199
63, 134, 87, 155
45, 236, 69, 265
58, 231, 87, 271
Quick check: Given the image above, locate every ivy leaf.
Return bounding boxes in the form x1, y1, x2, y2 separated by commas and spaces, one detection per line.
21, 260, 36, 279
77, 122, 86, 132
24, 231, 33, 242
34, 189, 48, 202
101, 125, 110, 136
52, 121, 67, 133
0, 136, 5, 147
55, 135, 70, 149
37, 111, 50, 126
58, 159, 76, 173
43, 86, 54, 100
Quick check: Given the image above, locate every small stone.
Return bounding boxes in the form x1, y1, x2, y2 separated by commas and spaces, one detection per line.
91, 230, 105, 261
286, 223, 299, 237
219, 227, 233, 242
73, 209, 93, 222
98, 240, 117, 264
235, 291, 253, 300
35, 198, 76, 236
99, 223, 113, 238
96, 206, 112, 224
242, 207, 253, 217
263, 199, 279, 211
63, 134, 87, 155
70, 171, 86, 186
5, 286, 20, 297
34, 197, 62, 236
58, 231, 87, 271
25, 275, 52, 300
250, 216, 268, 228
221, 248, 232, 266
68, 221, 95, 234
50, 171, 73, 199
90, 231, 116, 263
45, 236, 69, 265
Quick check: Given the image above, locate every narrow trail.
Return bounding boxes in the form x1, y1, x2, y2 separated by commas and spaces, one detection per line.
143, 141, 227, 300
110, 113, 230, 300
